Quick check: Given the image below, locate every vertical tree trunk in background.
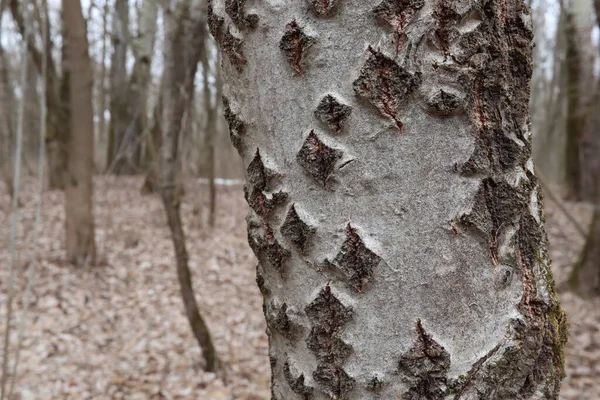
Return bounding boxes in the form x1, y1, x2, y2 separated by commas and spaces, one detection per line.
569, 0, 600, 296
8, 0, 65, 189
97, 0, 109, 167
200, 40, 217, 227
127, 0, 159, 171
63, 0, 96, 266
160, 0, 219, 371
570, 207, 600, 295
0, 0, 16, 198
564, 9, 583, 200
210, 1, 567, 398
106, 0, 132, 174
141, 81, 163, 194
570, 0, 598, 202
563, 0, 595, 201
24, 57, 40, 166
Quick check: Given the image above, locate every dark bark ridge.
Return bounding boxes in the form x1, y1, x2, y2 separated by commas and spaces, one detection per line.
437, 1, 568, 398
307, 0, 342, 16
222, 95, 247, 154
208, 1, 249, 72
305, 285, 355, 398
314, 94, 353, 134
279, 20, 316, 75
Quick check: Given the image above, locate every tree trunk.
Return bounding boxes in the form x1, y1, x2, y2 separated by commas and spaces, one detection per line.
569, 202, 600, 295
160, 0, 219, 372
0, 0, 16, 199
569, 0, 600, 295
126, 0, 159, 172
63, 0, 96, 266
141, 80, 163, 194
97, 0, 109, 168
210, 1, 567, 398
563, 0, 596, 201
106, 0, 133, 174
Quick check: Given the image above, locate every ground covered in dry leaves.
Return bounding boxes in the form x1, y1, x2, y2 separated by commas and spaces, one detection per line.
0, 176, 597, 399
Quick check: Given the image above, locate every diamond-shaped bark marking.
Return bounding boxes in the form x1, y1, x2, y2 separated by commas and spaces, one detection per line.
297, 130, 342, 185
373, 0, 424, 53
267, 302, 301, 339
330, 224, 381, 292
284, 360, 314, 399
246, 189, 289, 219
223, 27, 247, 73
353, 47, 421, 131
222, 96, 246, 154
247, 149, 278, 192
305, 285, 354, 398
280, 205, 316, 254
313, 364, 354, 399
398, 320, 451, 400
307, 0, 341, 16
262, 228, 292, 274
279, 20, 315, 75
314, 94, 352, 134
433, 0, 462, 52
305, 285, 353, 363
225, 0, 259, 30
457, 178, 526, 264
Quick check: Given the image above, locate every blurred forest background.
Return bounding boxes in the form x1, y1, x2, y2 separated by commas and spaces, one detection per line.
0, 0, 599, 399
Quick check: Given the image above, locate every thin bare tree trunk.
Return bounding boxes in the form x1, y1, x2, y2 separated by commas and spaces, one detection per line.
63, 0, 96, 266
160, 0, 219, 372
210, 1, 567, 398
127, 0, 158, 171
97, 0, 109, 167
106, 0, 132, 174
200, 40, 217, 227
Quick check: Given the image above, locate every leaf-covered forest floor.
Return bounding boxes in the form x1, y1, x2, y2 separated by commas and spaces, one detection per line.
0, 176, 597, 399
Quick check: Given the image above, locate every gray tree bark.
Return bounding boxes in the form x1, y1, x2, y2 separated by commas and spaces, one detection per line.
210, 1, 567, 399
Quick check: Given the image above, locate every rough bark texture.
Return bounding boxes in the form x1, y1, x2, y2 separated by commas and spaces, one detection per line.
63, 0, 96, 266
211, 1, 567, 399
